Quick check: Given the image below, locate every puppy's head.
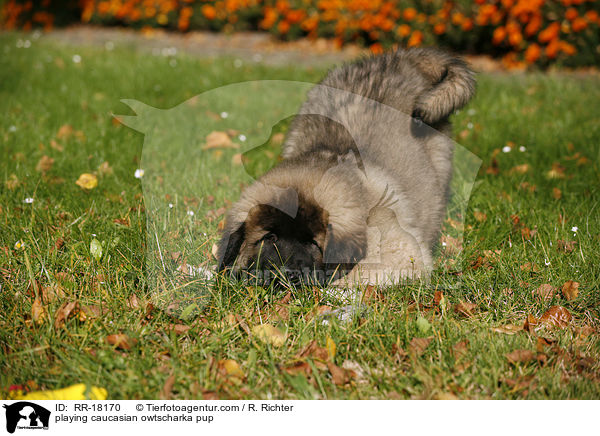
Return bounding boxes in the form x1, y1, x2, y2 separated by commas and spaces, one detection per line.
217, 164, 367, 286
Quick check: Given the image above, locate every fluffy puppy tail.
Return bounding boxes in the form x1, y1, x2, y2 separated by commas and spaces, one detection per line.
407, 48, 476, 125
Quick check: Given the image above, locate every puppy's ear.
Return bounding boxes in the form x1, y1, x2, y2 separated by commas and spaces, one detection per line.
323, 225, 366, 266
217, 222, 246, 271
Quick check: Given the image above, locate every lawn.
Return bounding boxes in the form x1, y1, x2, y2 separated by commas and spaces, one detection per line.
1, 31, 599, 400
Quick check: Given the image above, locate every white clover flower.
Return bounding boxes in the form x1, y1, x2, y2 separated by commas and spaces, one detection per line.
571, 226, 578, 233
72, 54, 81, 63
187, 210, 194, 216
502, 145, 511, 153
220, 112, 229, 119
467, 122, 474, 129
23, 197, 34, 204
134, 169, 145, 179
519, 146, 526, 152
238, 134, 247, 142
168, 203, 174, 209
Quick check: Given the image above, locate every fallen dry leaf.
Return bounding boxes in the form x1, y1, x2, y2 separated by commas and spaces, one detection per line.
281, 361, 312, 377
473, 211, 487, 222
491, 323, 524, 335
452, 340, 469, 360
296, 340, 329, 368
36, 155, 54, 173
523, 314, 539, 333
505, 349, 536, 364
165, 324, 191, 336
409, 337, 433, 356
533, 284, 556, 301
41, 284, 65, 303
218, 359, 245, 381
252, 324, 286, 347
160, 373, 176, 400
557, 240, 577, 253
56, 124, 74, 139
54, 301, 79, 328
520, 262, 540, 273
327, 361, 354, 386
75, 173, 98, 190
561, 280, 579, 301
202, 131, 239, 150
31, 297, 46, 324
552, 187, 562, 200
105, 334, 138, 350
454, 302, 478, 318
326, 336, 337, 361
539, 306, 572, 328
510, 163, 530, 174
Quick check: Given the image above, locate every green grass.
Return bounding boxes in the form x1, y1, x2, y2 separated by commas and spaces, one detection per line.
1, 32, 599, 400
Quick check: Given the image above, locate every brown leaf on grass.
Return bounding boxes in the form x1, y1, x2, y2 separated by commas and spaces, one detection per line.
501, 375, 535, 392
510, 163, 530, 174
281, 361, 312, 377
454, 302, 478, 318
305, 305, 333, 322
217, 359, 245, 381
31, 297, 46, 324
440, 235, 462, 255
486, 158, 499, 175
97, 161, 113, 176
252, 324, 286, 347
297, 340, 329, 369
539, 306, 572, 328
557, 240, 577, 253
41, 284, 65, 303
35, 155, 54, 173
56, 124, 74, 139
54, 301, 79, 328
520, 262, 540, 273
362, 285, 385, 304
532, 284, 556, 301
126, 293, 142, 309
165, 324, 191, 336
474, 211, 487, 222
234, 314, 251, 335
327, 361, 355, 386
78, 304, 107, 321
505, 349, 536, 364
106, 334, 138, 350
546, 162, 566, 179
452, 340, 469, 360
5, 174, 19, 190
265, 291, 291, 322
491, 323, 523, 335
50, 139, 64, 152
552, 187, 562, 200
409, 337, 433, 356
113, 217, 130, 227
433, 290, 444, 306
523, 314, 539, 333
561, 280, 579, 300
536, 336, 557, 353
160, 373, 176, 400
202, 131, 239, 150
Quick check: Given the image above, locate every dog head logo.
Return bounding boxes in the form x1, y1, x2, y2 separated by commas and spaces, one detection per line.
3, 402, 51, 433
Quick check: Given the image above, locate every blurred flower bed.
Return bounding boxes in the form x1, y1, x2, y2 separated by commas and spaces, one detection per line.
2, 0, 599, 68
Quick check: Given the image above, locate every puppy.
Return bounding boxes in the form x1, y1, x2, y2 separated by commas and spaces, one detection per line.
217, 47, 475, 286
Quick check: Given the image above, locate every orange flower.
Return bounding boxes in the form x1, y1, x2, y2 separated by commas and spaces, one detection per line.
277, 19, 290, 34
369, 42, 384, 54
545, 39, 560, 59
565, 8, 578, 21
407, 30, 423, 47
451, 12, 464, 25
559, 41, 576, 55
286, 9, 305, 25
260, 7, 278, 29
524, 15, 542, 36
508, 30, 523, 46
201, 4, 217, 20
396, 24, 411, 38
402, 7, 417, 21
461, 18, 474, 31
492, 27, 507, 45
585, 10, 598, 23
538, 22, 560, 43
433, 23, 446, 35
524, 43, 541, 63
571, 17, 587, 32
